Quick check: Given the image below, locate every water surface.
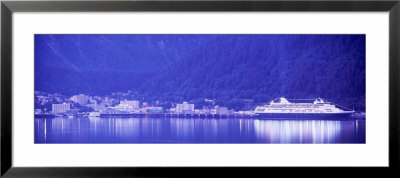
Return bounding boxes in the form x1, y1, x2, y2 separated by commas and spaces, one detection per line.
34, 117, 365, 144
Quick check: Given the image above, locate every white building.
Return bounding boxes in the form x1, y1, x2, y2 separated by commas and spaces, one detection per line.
175, 102, 195, 114
202, 106, 211, 114
110, 104, 135, 112
120, 100, 139, 108
70, 94, 89, 106
141, 107, 163, 113
169, 108, 176, 113
213, 105, 229, 115
52, 103, 70, 114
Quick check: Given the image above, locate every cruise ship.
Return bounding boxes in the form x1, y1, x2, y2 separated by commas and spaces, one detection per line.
254, 97, 355, 119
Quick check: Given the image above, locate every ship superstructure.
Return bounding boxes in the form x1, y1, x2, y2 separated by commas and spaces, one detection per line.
254, 97, 354, 119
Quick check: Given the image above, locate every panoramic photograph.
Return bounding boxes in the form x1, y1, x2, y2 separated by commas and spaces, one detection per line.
34, 34, 366, 144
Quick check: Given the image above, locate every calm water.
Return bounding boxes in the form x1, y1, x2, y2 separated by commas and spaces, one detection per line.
34, 117, 365, 144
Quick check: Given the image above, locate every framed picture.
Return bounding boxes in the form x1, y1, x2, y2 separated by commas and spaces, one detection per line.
1, 0, 399, 177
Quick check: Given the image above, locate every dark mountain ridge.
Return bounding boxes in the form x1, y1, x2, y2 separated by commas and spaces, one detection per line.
35, 34, 365, 111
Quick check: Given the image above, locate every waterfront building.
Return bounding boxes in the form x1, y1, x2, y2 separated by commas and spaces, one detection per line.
176, 102, 195, 114
169, 108, 176, 113
52, 103, 71, 114
142, 107, 163, 113
213, 105, 229, 115
102, 108, 130, 114
70, 94, 89, 106
202, 106, 211, 114
110, 104, 136, 112
120, 100, 139, 108
65, 109, 79, 114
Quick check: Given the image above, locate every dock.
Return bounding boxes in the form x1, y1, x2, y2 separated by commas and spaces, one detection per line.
99, 113, 256, 118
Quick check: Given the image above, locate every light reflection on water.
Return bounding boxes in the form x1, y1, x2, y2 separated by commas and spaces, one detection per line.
35, 117, 365, 144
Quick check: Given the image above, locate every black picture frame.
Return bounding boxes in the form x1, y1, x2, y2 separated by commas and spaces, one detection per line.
1, 0, 399, 177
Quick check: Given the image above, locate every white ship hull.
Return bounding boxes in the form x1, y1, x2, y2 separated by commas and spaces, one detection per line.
255, 112, 354, 119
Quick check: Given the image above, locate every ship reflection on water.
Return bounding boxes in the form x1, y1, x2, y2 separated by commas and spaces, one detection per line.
35, 117, 365, 144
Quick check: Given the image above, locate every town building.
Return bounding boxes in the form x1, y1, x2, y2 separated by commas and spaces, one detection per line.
213, 105, 229, 115
36, 95, 50, 105
70, 94, 89, 106
141, 107, 163, 113
169, 108, 176, 113
175, 102, 195, 114
65, 109, 79, 115
52, 103, 71, 114
102, 108, 130, 114
110, 104, 135, 112
202, 106, 211, 114
120, 100, 139, 108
